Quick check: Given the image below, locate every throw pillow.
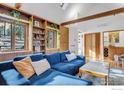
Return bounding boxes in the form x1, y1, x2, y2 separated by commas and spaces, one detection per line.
13, 57, 35, 79
31, 59, 51, 75
66, 53, 77, 61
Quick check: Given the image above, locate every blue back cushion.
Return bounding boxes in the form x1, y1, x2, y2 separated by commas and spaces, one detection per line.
14, 56, 26, 61
45, 52, 61, 65
30, 53, 44, 62
0, 60, 14, 72
60, 50, 70, 62
14, 53, 44, 62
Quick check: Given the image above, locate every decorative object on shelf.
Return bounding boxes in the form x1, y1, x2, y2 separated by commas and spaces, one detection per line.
15, 3, 22, 9
10, 10, 20, 19
10, 9, 21, 25
49, 23, 58, 29
34, 20, 40, 27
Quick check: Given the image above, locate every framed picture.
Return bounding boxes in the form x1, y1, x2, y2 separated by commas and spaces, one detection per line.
109, 32, 119, 43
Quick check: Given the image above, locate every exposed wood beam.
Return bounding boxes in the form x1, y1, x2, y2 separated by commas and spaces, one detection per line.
61, 7, 124, 26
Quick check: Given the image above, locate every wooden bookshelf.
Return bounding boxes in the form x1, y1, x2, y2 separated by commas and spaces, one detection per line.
32, 16, 46, 54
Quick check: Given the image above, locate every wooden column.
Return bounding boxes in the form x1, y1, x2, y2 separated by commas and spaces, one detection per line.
60, 26, 69, 51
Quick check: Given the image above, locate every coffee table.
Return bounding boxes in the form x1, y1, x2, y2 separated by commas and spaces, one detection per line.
79, 62, 110, 85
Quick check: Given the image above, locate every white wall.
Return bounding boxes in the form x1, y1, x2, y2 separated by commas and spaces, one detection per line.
118, 31, 124, 47
69, 26, 78, 54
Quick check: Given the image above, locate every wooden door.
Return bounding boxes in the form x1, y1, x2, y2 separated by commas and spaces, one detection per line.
85, 34, 92, 58
60, 26, 69, 51
84, 33, 100, 61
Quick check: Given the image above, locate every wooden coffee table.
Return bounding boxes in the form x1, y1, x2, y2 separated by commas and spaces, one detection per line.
79, 62, 109, 85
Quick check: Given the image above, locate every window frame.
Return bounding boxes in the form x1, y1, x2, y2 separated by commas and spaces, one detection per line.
46, 29, 57, 49
0, 17, 28, 52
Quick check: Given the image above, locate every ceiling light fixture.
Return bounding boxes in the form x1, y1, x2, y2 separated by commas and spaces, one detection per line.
60, 3, 68, 10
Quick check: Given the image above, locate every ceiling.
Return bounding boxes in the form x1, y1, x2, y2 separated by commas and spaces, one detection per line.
69, 13, 124, 32
6, 3, 124, 24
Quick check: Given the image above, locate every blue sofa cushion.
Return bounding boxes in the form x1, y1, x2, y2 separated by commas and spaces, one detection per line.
60, 50, 70, 62
29, 69, 92, 85
51, 59, 85, 75
1, 69, 30, 85
70, 59, 85, 68
45, 53, 61, 65
13, 56, 27, 61
77, 55, 85, 61
51, 63, 77, 75
30, 53, 44, 62
0, 60, 14, 72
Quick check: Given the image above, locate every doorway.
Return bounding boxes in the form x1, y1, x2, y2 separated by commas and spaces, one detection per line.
84, 32, 100, 61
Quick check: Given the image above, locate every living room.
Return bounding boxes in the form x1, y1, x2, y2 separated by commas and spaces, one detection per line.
0, 2, 124, 93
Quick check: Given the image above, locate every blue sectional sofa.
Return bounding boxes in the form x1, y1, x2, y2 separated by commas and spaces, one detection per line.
45, 51, 85, 75
0, 51, 92, 85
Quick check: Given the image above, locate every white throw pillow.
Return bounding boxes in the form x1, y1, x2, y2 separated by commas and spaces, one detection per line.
66, 53, 77, 61
31, 59, 51, 75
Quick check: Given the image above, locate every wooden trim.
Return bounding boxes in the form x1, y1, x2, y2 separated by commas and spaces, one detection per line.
0, 14, 30, 24
84, 34, 86, 57
61, 7, 124, 26
103, 29, 124, 33
60, 26, 69, 51
0, 3, 32, 17
95, 33, 100, 60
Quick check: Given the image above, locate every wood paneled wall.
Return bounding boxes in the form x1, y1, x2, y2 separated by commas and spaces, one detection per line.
60, 26, 69, 51
0, 51, 32, 62
108, 45, 124, 60
95, 33, 100, 59
85, 34, 92, 58
46, 48, 59, 54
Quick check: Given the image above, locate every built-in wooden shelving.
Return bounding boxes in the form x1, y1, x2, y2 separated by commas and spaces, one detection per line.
0, 3, 62, 55
32, 16, 46, 54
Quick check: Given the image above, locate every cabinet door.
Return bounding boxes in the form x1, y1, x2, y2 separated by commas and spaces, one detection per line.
60, 26, 69, 51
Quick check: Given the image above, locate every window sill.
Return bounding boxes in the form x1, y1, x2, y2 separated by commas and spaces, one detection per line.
0, 50, 32, 54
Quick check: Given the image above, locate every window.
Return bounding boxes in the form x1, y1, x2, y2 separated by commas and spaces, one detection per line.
0, 21, 12, 51
15, 24, 25, 50
0, 18, 28, 51
49, 31, 54, 48
46, 30, 57, 48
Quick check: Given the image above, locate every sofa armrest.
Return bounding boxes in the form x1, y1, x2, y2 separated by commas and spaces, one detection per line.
0, 60, 14, 72
77, 55, 85, 61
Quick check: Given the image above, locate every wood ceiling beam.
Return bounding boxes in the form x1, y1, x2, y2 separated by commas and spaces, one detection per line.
61, 7, 124, 26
